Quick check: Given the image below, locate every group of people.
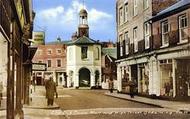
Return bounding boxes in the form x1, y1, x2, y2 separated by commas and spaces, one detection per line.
45, 77, 58, 106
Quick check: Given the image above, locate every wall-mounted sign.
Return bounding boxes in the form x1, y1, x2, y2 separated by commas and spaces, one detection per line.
32, 63, 46, 71
32, 31, 45, 45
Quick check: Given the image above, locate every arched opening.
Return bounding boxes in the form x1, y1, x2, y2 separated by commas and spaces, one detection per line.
79, 68, 90, 87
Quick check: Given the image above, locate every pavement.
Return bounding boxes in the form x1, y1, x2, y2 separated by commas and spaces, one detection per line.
1, 87, 190, 119
23, 86, 59, 109
105, 91, 190, 114
0, 86, 60, 119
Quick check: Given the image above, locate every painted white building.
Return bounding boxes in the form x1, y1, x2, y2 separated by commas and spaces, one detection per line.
66, 9, 102, 88
0, 33, 8, 91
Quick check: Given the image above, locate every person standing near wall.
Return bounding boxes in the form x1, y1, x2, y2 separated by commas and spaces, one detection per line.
108, 77, 114, 93
45, 77, 57, 106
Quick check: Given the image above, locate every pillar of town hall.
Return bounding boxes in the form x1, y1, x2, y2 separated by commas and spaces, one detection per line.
91, 72, 95, 87
74, 72, 79, 88
117, 65, 122, 92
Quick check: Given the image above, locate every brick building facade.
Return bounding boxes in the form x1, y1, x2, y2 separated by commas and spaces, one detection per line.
115, 0, 190, 99
32, 39, 67, 86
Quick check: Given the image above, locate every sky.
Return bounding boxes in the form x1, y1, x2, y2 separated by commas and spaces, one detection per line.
33, 0, 116, 43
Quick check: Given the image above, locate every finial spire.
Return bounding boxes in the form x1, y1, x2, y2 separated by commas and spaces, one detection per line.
83, 0, 85, 9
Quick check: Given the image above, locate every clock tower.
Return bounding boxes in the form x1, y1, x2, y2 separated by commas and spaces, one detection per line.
78, 8, 89, 37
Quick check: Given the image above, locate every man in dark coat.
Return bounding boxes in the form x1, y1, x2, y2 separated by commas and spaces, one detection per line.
45, 77, 57, 106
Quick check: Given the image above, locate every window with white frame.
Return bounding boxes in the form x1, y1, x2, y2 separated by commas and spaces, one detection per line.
47, 49, 52, 55
125, 32, 129, 54
56, 49, 61, 54
144, 22, 150, 49
134, 0, 138, 16
133, 27, 138, 52
57, 59, 61, 67
81, 46, 88, 59
119, 34, 123, 56
47, 60, 51, 67
38, 50, 42, 55
161, 20, 169, 46
119, 7, 123, 25
144, 0, 149, 9
124, 3, 128, 22
95, 47, 99, 60
179, 14, 188, 42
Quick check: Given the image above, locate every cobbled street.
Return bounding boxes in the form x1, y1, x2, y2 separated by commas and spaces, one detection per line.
22, 86, 190, 119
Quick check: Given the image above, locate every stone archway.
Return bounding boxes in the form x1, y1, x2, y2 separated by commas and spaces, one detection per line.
79, 68, 90, 87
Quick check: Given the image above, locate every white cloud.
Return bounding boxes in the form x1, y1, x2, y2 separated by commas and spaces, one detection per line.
39, 6, 64, 21
35, 0, 113, 40
89, 8, 112, 23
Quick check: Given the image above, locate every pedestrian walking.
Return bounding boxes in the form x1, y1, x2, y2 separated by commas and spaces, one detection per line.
45, 77, 57, 106
129, 80, 135, 98
0, 81, 3, 107
108, 78, 114, 93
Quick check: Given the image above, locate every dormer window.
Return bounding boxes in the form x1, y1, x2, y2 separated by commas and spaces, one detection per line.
81, 46, 88, 59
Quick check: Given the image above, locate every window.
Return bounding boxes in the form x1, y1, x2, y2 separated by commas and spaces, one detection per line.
95, 47, 99, 60
144, 22, 150, 49
38, 50, 42, 55
68, 47, 73, 61
119, 34, 123, 56
134, 0, 138, 16
144, 0, 149, 9
47, 60, 51, 67
133, 27, 138, 52
81, 46, 88, 59
124, 3, 128, 22
125, 32, 129, 54
47, 49, 52, 55
57, 49, 61, 54
57, 59, 61, 67
179, 14, 188, 42
161, 20, 169, 46
119, 7, 123, 25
